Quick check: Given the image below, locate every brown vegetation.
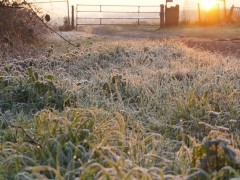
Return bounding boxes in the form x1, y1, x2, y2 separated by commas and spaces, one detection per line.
0, 1, 49, 60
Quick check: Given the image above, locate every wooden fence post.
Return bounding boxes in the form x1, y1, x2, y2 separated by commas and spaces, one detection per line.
160, 4, 165, 28
71, 5, 74, 30
198, 3, 201, 24
224, 0, 226, 22
67, 0, 70, 27
138, 6, 140, 25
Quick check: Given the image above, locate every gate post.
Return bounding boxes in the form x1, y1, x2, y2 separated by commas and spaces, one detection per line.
138, 6, 140, 25
198, 3, 201, 24
71, 5, 74, 30
160, 4, 165, 28
75, 5, 77, 31
224, 0, 226, 22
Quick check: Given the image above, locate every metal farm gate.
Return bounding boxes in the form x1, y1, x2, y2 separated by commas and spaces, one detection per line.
76, 4, 161, 28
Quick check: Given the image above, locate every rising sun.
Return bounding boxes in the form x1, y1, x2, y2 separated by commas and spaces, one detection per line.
202, 0, 217, 10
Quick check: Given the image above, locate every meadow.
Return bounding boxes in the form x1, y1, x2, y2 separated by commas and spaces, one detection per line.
0, 27, 240, 179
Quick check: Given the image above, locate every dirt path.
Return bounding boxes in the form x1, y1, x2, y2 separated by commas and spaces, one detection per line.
50, 25, 240, 58
183, 38, 240, 58
91, 25, 240, 58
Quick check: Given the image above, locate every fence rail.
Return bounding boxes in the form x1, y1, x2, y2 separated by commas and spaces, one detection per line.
76, 4, 161, 27
233, 7, 240, 21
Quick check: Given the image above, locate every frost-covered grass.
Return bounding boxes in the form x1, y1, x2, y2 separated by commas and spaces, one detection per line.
0, 38, 239, 179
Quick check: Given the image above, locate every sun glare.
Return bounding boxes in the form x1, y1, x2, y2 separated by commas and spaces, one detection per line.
202, 0, 217, 10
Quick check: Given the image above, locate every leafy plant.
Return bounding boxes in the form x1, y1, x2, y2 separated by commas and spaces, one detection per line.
191, 131, 239, 173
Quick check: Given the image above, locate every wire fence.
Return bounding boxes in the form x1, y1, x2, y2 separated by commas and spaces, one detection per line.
180, 0, 225, 23
233, 7, 240, 21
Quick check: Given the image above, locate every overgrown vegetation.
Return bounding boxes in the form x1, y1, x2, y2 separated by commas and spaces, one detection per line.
0, 0, 50, 60
0, 37, 239, 179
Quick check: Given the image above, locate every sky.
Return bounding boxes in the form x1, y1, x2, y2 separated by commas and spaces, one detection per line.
35, 0, 240, 24
38, 0, 240, 13
68, 0, 240, 7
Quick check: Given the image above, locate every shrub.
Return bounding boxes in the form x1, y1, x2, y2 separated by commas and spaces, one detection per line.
59, 17, 72, 31
0, 1, 50, 59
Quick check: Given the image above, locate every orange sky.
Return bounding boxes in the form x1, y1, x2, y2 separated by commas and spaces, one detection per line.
35, 0, 240, 23
68, 0, 239, 7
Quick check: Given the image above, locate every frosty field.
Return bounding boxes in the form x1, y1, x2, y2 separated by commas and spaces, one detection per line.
0, 25, 240, 179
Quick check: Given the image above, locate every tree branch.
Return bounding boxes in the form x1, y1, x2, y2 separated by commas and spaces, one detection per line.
0, 111, 42, 148
0, 5, 24, 8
